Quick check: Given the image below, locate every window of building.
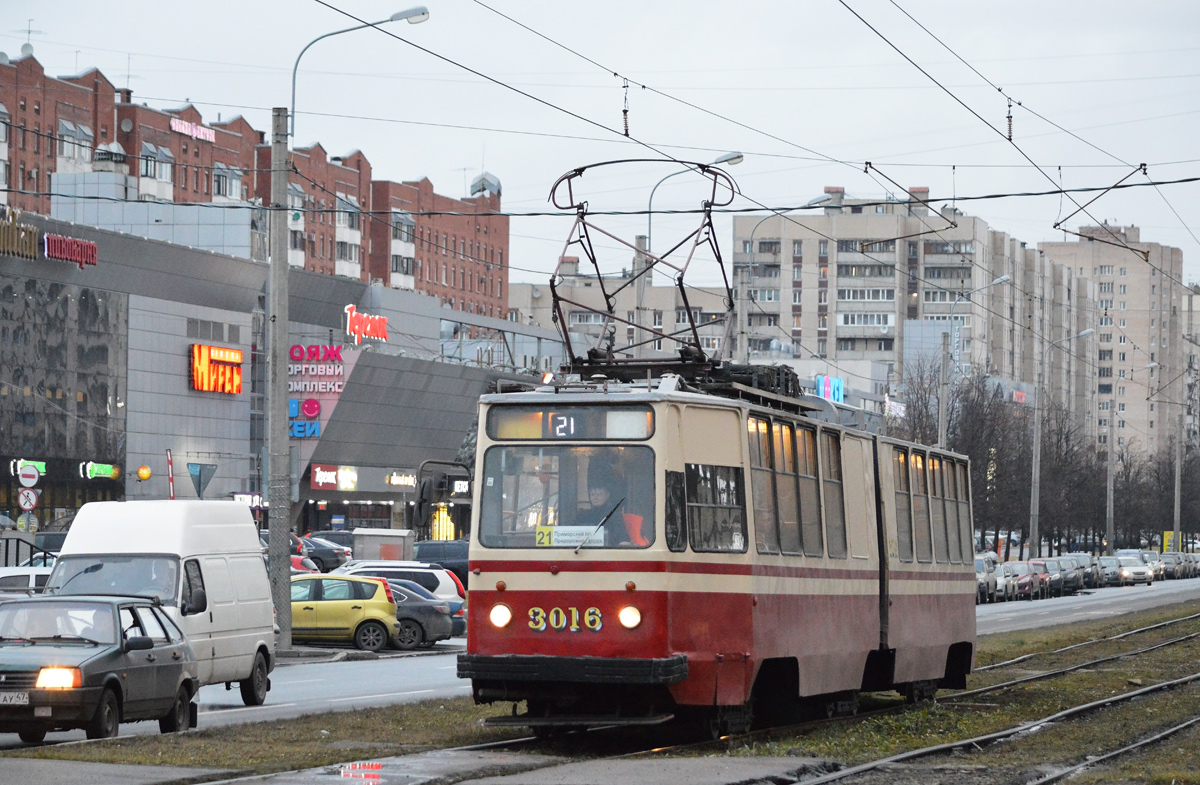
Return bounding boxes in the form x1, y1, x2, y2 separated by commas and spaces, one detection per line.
839, 312, 893, 327
391, 255, 413, 275
837, 338, 855, 351
876, 338, 894, 351
816, 339, 827, 354
818, 289, 828, 304
792, 240, 803, 256
741, 240, 752, 253
1099, 299, 1113, 309
793, 290, 802, 305
818, 240, 828, 256
841, 288, 896, 301
750, 289, 780, 302
838, 264, 896, 278
923, 267, 971, 280
1098, 384, 1112, 394
758, 240, 781, 254
290, 230, 305, 250
141, 156, 156, 177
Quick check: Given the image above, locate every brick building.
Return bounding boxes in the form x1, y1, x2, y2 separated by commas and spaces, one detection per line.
370, 172, 508, 318
4, 53, 508, 312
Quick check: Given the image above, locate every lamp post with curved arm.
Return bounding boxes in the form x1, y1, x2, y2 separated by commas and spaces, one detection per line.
638, 153, 741, 358
290, 6, 430, 138
1028, 328, 1095, 558
936, 274, 1011, 448
645, 152, 743, 257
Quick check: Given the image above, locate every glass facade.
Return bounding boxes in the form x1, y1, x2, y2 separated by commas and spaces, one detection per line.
0, 273, 126, 529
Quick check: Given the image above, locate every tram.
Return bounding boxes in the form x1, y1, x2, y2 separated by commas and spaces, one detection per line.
457, 370, 976, 734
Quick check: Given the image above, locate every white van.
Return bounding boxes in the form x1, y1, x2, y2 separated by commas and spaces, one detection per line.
45, 500, 275, 706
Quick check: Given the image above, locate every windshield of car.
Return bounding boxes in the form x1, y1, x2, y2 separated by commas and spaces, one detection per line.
1119, 557, 1141, 567
479, 444, 655, 550
0, 601, 117, 644
974, 558, 985, 571
45, 555, 181, 604
1009, 562, 1030, 575
1099, 557, 1119, 567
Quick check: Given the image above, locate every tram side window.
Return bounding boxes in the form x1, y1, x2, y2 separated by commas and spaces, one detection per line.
929, 456, 949, 562
685, 464, 748, 553
957, 462, 973, 563
911, 452, 933, 563
943, 459, 961, 563
797, 426, 823, 557
749, 418, 779, 554
893, 448, 914, 562
821, 432, 847, 559
773, 422, 802, 555
664, 470, 687, 552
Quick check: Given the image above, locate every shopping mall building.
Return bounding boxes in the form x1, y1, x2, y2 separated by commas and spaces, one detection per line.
0, 208, 561, 539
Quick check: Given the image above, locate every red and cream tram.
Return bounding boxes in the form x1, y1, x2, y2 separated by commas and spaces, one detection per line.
458, 373, 976, 734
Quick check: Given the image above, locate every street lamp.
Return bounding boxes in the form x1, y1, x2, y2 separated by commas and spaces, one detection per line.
646, 152, 743, 257
936, 274, 1011, 448
290, 6, 430, 138
1028, 327, 1094, 558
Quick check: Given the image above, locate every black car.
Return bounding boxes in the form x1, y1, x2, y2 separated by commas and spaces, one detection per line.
386, 580, 454, 650
412, 539, 469, 588
308, 530, 354, 551
0, 595, 200, 743
300, 536, 351, 572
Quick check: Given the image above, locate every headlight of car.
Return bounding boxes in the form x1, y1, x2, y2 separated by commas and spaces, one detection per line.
36, 667, 82, 689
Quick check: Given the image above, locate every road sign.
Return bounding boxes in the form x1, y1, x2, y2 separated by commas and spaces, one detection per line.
18, 488, 39, 511
188, 463, 218, 500
18, 463, 40, 488
16, 513, 38, 532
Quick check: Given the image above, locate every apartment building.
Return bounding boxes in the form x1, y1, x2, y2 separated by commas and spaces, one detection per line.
1040, 225, 1185, 454
730, 187, 1094, 429
370, 172, 509, 318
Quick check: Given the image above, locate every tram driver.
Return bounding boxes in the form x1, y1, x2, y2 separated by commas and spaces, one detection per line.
580, 461, 648, 547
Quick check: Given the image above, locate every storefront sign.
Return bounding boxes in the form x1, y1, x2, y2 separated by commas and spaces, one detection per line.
451, 479, 471, 497
288, 398, 321, 438
288, 344, 345, 393
170, 117, 216, 143
10, 459, 47, 477
815, 375, 845, 403
386, 471, 417, 489
311, 464, 339, 490
0, 207, 40, 260
43, 234, 98, 269
344, 305, 389, 345
79, 461, 121, 480
310, 464, 358, 491
191, 344, 243, 394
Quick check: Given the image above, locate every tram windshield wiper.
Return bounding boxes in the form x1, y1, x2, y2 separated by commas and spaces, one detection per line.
575, 497, 625, 554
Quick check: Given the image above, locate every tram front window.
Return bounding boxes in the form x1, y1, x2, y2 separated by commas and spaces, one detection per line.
479, 445, 655, 549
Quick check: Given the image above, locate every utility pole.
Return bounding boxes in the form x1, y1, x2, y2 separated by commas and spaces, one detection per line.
1105, 412, 1115, 556
268, 107, 292, 650
1029, 346, 1044, 559
633, 235, 648, 360
1174, 411, 1183, 551
937, 331, 949, 449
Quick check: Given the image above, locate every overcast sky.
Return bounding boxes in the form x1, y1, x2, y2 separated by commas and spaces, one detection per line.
7, 1, 1200, 287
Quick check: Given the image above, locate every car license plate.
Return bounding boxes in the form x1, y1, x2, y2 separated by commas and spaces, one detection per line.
0, 692, 30, 705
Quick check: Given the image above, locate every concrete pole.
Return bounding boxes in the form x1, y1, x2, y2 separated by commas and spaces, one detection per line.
937, 331, 949, 449
633, 235, 647, 359
1029, 345, 1045, 559
268, 108, 292, 650
1105, 411, 1115, 555
1174, 411, 1183, 550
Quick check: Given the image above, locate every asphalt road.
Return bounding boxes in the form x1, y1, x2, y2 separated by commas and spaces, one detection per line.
4, 578, 1200, 749
977, 575, 1200, 634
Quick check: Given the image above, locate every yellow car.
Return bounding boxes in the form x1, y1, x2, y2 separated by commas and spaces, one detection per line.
290, 575, 399, 651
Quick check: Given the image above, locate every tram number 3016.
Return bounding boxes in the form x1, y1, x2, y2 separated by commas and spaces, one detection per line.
529, 606, 603, 632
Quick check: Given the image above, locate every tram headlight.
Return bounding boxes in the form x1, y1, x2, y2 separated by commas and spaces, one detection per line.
617, 605, 642, 629
489, 603, 513, 628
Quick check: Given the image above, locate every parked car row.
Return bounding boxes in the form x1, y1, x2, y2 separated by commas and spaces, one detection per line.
976, 548, 1200, 604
